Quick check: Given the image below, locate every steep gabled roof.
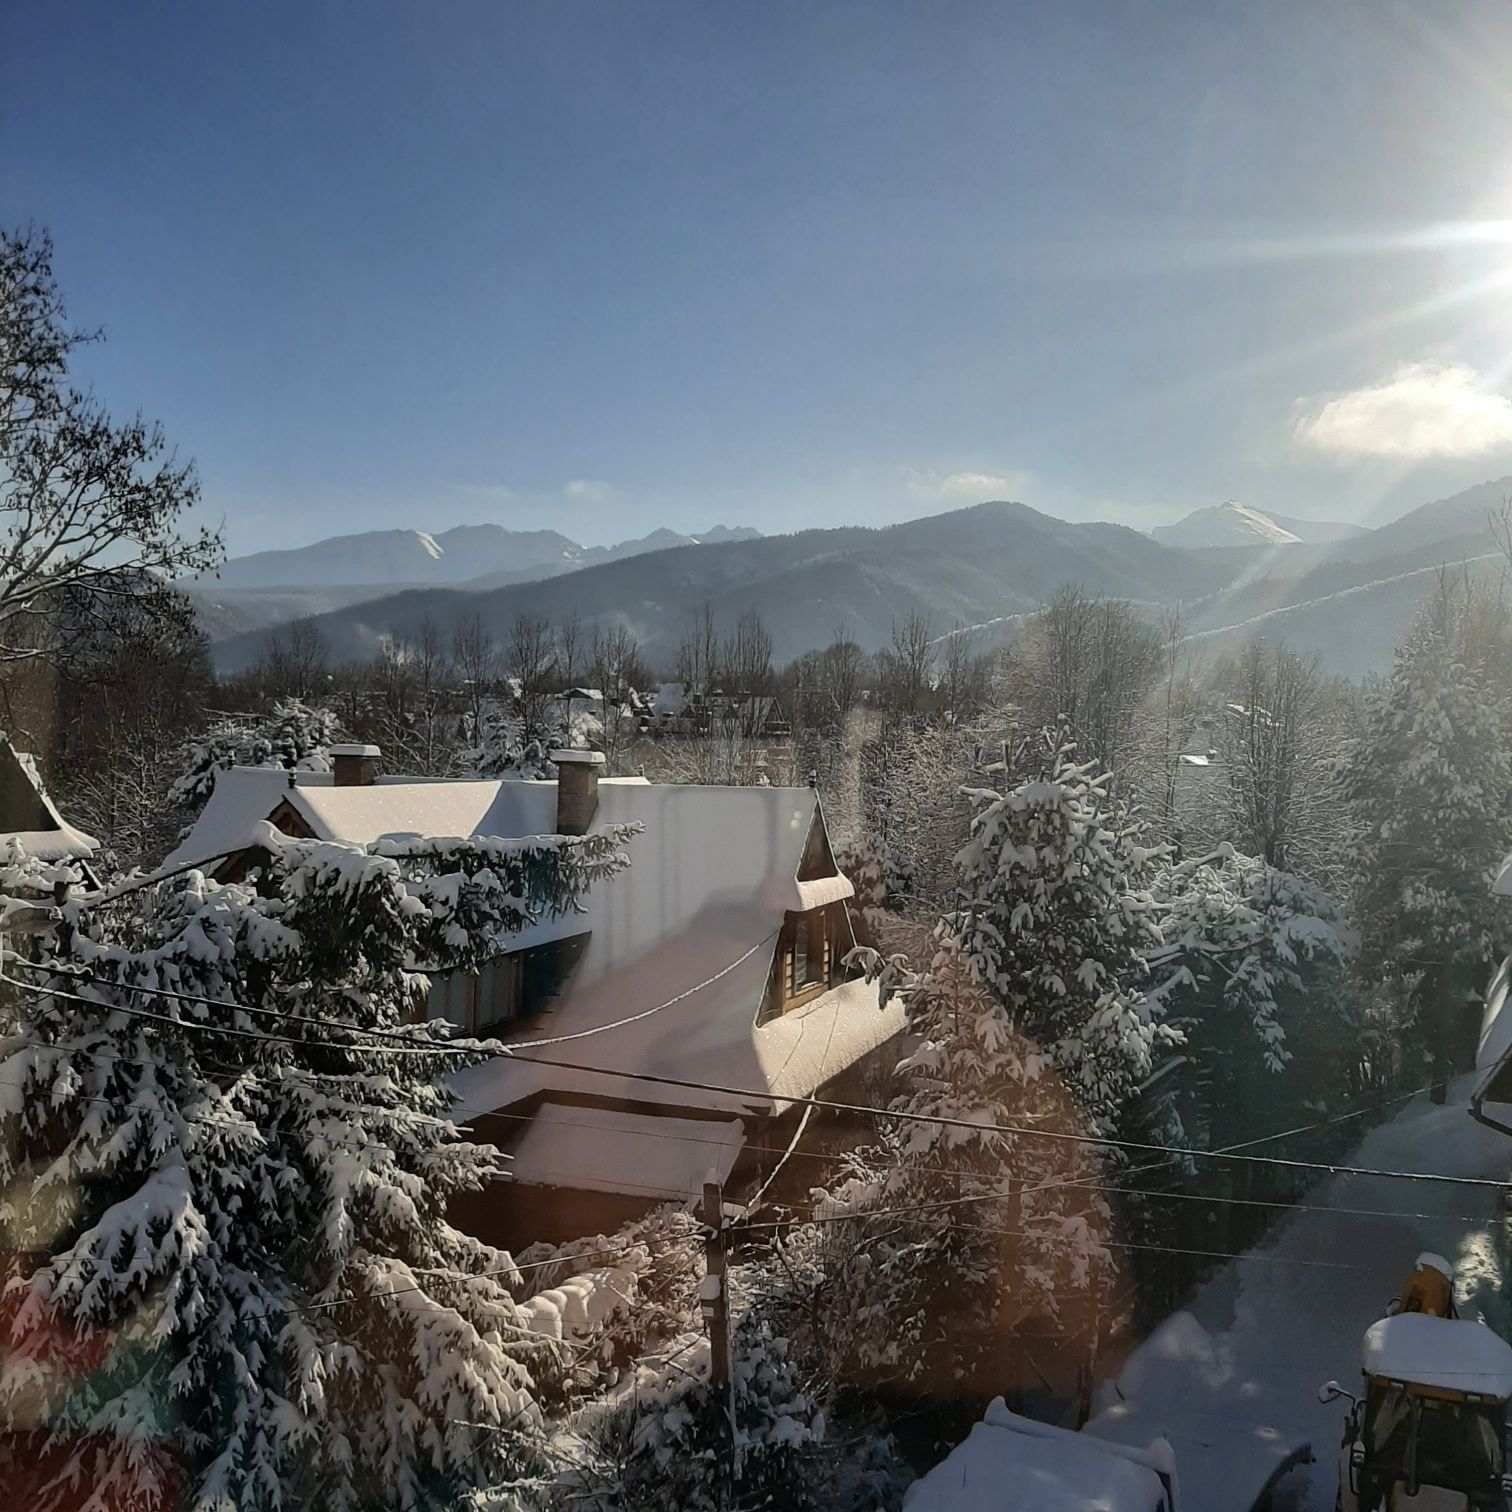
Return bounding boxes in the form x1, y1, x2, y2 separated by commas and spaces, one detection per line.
163, 770, 901, 1117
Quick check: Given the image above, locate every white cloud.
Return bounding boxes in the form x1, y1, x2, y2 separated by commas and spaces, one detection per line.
563, 478, 613, 503
907, 468, 1033, 501
1294, 361, 1512, 460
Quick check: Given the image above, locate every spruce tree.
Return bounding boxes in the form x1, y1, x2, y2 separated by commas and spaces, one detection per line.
1344, 589, 1512, 1094
0, 824, 631, 1510
172, 699, 344, 813
1145, 844, 1348, 1149
817, 730, 1168, 1403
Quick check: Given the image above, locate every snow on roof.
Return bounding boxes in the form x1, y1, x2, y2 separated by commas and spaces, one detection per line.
162, 767, 330, 871
504, 1105, 744, 1201
1176, 753, 1210, 767
452, 782, 893, 1118
165, 770, 895, 1118
1363, 1314, 1512, 1396
904, 1398, 1172, 1511
0, 738, 98, 861
1494, 853, 1512, 897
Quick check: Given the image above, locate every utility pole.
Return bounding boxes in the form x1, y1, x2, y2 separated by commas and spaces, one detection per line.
1003, 1171, 1023, 1408
700, 1179, 738, 1497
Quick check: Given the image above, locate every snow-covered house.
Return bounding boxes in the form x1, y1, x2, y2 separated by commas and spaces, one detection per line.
0, 735, 99, 886
163, 747, 904, 1240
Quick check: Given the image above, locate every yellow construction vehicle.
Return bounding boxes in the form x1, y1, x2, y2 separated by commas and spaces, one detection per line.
1319, 1256, 1512, 1511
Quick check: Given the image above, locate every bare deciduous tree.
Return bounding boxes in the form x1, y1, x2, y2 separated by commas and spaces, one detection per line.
506, 611, 557, 739
1015, 586, 1162, 775
556, 609, 583, 689
451, 611, 498, 732
1209, 642, 1348, 878
257, 618, 330, 702
0, 227, 220, 666
880, 610, 934, 721
675, 600, 720, 691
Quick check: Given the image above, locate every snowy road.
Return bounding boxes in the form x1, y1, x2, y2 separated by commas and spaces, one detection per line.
1089, 1080, 1512, 1511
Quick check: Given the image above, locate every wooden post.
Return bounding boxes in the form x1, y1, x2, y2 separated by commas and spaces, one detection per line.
1003, 1172, 1023, 1407
701, 1180, 737, 1491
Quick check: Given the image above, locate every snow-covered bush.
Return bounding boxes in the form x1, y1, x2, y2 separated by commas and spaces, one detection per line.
511, 1205, 703, 1370
530, 1322, 830, 1511
458, 700, 552, 780
0, 822, 633, 1510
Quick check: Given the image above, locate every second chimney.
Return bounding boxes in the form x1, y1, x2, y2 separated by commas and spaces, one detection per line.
330, 743, 381, 787
551, 748, 605, 835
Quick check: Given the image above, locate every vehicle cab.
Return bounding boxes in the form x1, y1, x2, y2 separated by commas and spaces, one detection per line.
1322, 1313, 1512, 1510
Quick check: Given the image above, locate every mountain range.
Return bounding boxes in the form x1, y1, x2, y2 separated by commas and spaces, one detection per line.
195, 481, 1512, 681
186, 523, 760, 639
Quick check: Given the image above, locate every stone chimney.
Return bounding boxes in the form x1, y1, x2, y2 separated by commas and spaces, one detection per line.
330, 743, 381, 787
550, 749, 604, 835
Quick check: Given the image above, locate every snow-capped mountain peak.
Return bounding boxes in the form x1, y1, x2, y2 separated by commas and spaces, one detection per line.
1151, 501, 1364, 549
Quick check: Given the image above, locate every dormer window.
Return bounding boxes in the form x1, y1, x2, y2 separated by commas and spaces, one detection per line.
789, 911, 830, 996
759, 902, 853, 1024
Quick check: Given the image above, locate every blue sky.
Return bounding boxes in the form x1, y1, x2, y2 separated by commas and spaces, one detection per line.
12, 2, 1512, 554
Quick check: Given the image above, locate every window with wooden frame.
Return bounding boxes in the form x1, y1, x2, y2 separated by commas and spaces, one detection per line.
425, 954, 521, 1034
787, 909, 830, 999
423, 935, 590, 1033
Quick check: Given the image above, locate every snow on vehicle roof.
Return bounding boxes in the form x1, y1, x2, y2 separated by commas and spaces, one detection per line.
904, 1398, 1171, 1512
1363, 1314, 1512, 1397
504, 1104, 744, 1201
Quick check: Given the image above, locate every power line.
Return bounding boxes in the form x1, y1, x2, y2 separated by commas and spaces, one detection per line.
516, 928, 781, 1049
2, 961, 477, 1058
5, 923, 786, 1060
0, 970, 460, 1057
504, 1051, 1512, 1192
9, 948, 1504, 1195
13, 962, 1502, 1192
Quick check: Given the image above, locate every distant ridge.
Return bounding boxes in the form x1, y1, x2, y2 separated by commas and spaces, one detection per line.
208, 500, 1238, 673
194, 521, 764, 592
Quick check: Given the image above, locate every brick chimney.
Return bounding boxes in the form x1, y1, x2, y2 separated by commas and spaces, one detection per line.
550, 749, 604, 835
330, 743, 381, 787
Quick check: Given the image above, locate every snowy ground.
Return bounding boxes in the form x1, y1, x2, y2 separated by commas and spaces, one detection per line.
1090, 1077, 1512, 1511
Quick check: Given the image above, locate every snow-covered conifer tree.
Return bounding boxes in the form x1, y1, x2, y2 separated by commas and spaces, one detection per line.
1145, 844, 1348, 1149
0, 821, 632, 1510
458, 701, 552, 781
1344, 588, 1512, 1092
171, 699, 343, 812
793, 729, 1167, 1402
950, 728, 1169, 1129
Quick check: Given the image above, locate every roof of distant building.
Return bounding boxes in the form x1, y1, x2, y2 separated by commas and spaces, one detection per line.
0, 736, 98, 863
